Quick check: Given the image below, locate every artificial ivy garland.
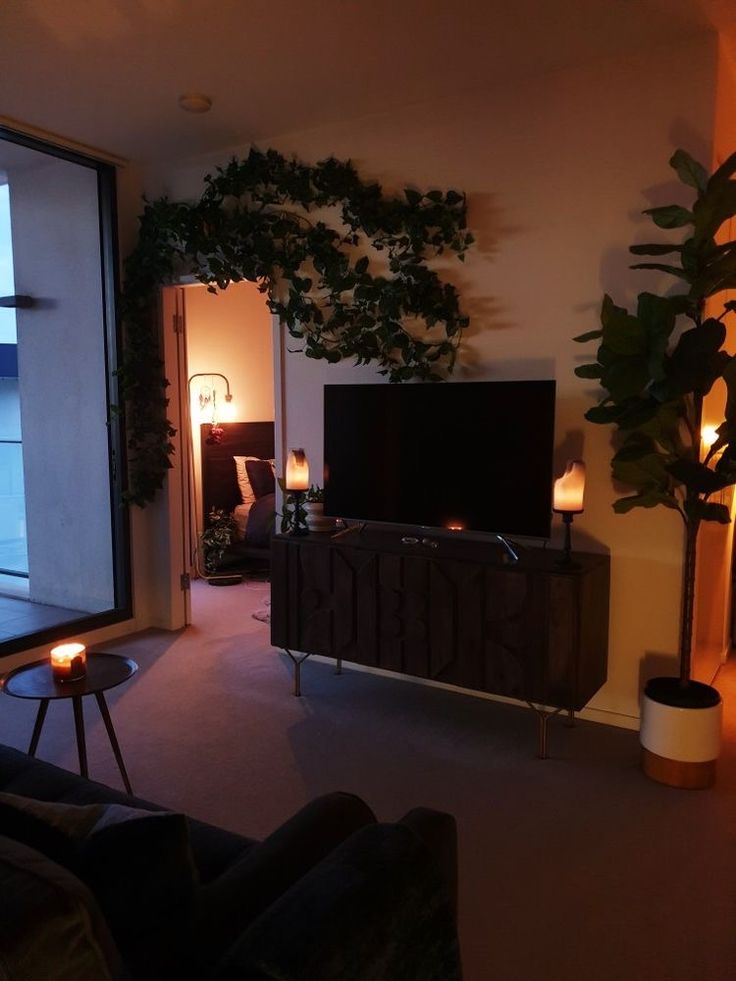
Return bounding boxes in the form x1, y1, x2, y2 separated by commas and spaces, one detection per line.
118, 147, 474, 505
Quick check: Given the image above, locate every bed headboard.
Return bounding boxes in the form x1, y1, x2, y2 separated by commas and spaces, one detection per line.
200, 421, 275, 521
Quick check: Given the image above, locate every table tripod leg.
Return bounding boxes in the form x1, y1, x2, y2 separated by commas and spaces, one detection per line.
28, 699, 49, 756
95, 692, 132, 794
72, 696, 88, 778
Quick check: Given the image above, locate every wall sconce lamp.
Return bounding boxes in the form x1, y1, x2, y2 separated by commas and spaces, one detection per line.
188, 373, 234, 444
553, 460, 586, 568
285, 448, 310, 536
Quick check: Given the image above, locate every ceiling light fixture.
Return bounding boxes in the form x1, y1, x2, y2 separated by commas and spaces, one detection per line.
178, 93, 212, 114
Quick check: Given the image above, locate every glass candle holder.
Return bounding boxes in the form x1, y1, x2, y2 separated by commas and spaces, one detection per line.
50, 642, 87, 682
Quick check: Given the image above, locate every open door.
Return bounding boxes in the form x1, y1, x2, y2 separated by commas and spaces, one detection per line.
160, 285, 193, 628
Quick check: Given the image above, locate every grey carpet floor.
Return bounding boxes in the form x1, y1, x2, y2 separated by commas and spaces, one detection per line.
2, 578, 735, 981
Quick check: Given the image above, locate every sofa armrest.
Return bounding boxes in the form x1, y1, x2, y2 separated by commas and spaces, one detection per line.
399, 807, 457, 922
196, 792, 376, 964
213, 822, 462, 981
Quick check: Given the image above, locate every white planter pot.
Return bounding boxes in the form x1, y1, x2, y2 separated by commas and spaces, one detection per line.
305, 502, 334, 533
640, 678, 722, 789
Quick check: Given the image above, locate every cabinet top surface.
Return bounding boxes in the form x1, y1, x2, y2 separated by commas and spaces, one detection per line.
273, 528, 608, 574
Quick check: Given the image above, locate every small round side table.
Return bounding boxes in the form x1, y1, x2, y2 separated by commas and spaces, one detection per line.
2, 652, 138, 793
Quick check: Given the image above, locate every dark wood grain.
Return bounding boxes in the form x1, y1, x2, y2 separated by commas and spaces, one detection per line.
271, 531, 610, 712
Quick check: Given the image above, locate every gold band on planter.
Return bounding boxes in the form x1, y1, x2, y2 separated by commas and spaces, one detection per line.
641, 748, 717, 790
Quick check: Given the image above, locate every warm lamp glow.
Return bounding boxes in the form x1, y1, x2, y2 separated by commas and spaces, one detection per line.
285, 449, 310, 491
220, 398, 237, 422
446, 522, 465, 531
702, 425, 718, 448
553, 460, 586, 513
50, 642, 87, 682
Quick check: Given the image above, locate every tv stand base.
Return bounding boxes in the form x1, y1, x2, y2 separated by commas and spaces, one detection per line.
271, 533, 609, 758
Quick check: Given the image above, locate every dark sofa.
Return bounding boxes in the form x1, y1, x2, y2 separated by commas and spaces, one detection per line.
0, 745, 461, 980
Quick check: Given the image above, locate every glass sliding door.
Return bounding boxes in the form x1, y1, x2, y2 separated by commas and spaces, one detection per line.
0, 182, 28, 589
0, 128, 130, 655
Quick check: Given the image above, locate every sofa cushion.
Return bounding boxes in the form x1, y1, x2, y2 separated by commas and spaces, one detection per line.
195, 791, 376, 969
0, 834, 124, 981
0, 792, 198, 979
213, 823, 462, 981
0, 745, 255, 883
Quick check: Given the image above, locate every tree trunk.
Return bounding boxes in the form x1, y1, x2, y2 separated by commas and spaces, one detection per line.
678, 516, 700, 686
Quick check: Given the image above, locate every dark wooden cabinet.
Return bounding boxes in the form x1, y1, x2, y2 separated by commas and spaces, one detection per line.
271, 529, 610, 718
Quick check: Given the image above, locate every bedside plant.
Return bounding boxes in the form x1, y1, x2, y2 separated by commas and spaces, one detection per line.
574, 148, 736, 788
201, 508, 239, 574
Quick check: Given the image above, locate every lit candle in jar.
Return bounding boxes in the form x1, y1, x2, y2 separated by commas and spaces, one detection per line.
553, 460, 586, 513
285, 449, 310, 491
50, 643, 87, 682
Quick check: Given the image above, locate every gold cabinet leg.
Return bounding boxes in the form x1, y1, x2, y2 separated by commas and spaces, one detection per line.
284, 649, 310, 697
526, 703, 562, 759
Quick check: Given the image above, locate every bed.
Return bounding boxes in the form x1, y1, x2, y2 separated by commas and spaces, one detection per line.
200, 420, 275, 569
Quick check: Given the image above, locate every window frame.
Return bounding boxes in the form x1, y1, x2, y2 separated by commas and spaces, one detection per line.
0, 125, 132, 657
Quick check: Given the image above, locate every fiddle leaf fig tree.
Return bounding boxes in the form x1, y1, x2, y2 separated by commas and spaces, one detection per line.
574, 148, 736, 685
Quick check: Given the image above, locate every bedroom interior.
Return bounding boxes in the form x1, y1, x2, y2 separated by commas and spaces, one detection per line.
4, 2, 736, 979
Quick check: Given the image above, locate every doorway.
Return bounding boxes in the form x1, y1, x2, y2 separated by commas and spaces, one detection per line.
161, 280, 279, 629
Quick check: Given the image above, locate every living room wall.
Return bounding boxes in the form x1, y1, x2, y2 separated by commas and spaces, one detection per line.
142, 35, 718, 725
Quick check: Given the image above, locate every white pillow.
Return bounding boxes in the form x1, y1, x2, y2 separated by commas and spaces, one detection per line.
233, 456, 276, 508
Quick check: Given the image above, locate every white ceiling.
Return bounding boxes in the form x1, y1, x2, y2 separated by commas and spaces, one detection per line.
1, 0, 736, 164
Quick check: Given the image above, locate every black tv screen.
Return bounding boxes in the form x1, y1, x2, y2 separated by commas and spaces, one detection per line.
323, 380, 556, 539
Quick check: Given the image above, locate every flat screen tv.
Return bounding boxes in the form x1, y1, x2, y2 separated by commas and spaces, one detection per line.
323, 380, 556, 539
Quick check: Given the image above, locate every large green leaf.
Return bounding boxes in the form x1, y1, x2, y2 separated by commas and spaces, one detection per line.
692, 182, 736, 245
585, 403, 623, 425
613, 490, 680, 513
612, 450, 671, 491
690, 249, 736, 298
642, 204, 694, 229
670, 149, 708, 192
629, 243, 682, 256
685, 499, 731, 524
663, 318, 727, 397
616, 398, 660, 429
723, 355, 736, 425
629, 262, 690, 281
600, 357, 650, 402
572, 329, 602, 343
611, 431, 658, 463
600, 294, 645, 355
574, 363, 603, 379
636, 292, 676, 381
706, 149, 736, 191
638, 400, 685, 455
666, 459, 734, 494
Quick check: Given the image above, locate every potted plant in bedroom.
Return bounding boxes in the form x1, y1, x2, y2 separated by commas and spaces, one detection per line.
199, 507, 242, 585
574, 148, 736, 788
